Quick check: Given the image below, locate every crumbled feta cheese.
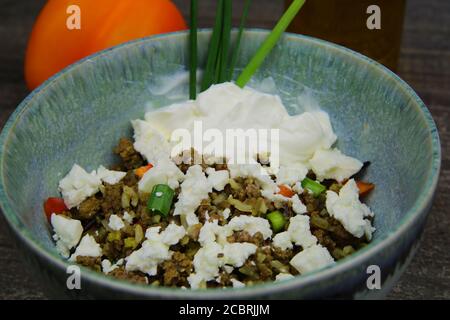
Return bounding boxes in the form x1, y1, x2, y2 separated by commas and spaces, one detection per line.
288, 215, 317, 248
125, 240, 170, 276
108, 214, 125, 231
309, 148, 363, 182
125, 225, 185, 276
184, 212, 201, 227
138, 158, 184, 193
123, 211, 134, 224
272, 215, 317, 250
223, 265, 234, 274
198, 220, 219, 246
230, 279, 246, 288
291, 194, 307, 214
292, 181, 303, 194
69, 234, 102, 262
95, 165, 126, 185
223, 243, 257, 267
276, 165, 308, 185
58, 164, 102, 208
198, 220, 231, 246
227, 215, 273, 240
326, 179, 375, 239
191, 222, 258, 289
207, 169, 230, 191
131, 119, 171, 164
174, 165, 212, 227
275, 273, 295, 281
290, 244, 335, 274
51, 214, 83, 258
160, 223, 186, 245
101, 258, 123, 274
101, 260, 113, 274
188, 242, 223, 289
272, 231, 293, 250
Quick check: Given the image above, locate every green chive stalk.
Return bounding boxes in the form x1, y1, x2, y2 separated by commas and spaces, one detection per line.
236, 0, 306, 88
189, 0, 198, 99
228, 0, 252, 81
201, 0, 224, 91
219, 0, 232, 83
301, 178, 326, 196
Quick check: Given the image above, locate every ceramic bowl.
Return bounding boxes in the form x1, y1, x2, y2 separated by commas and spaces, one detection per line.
0, 30, 441, 299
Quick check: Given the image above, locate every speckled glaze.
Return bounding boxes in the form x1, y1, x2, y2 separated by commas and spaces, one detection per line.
0, 30, 441, 299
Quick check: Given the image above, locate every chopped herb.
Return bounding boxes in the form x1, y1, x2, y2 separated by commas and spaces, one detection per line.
147, 184, 175, 217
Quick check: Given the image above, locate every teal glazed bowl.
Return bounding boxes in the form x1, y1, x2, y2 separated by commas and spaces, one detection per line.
0, 30, 441, 299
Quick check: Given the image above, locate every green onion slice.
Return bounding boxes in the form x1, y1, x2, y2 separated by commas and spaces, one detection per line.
147, 184, 175, 217
266, 210, 286, 233
301, 178, 326, 196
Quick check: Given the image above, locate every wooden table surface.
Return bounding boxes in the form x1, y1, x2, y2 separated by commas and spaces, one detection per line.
0, 0, 448, 299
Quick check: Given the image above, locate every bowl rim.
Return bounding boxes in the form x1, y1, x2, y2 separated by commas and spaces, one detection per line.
0, 29, 441, 299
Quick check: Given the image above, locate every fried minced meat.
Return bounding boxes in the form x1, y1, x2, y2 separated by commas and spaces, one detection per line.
67, 139, 372, 288
113, 138, 145, 171
108, 267, 148, 285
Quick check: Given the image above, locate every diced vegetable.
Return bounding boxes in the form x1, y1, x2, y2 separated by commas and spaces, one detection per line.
43, 197, 68, 221
270, 260, 290, 273
134, 224, 144, 244
277, 184, 295, 198
135, 164, 153, 178
228, 197, 253, 213
124, 237, 137, 249
356, 181, 375, 197
266, 210, 286, 233
228, 178, 240, 190
107, 231, 121, 242
310, 213, 330, 230
301, 178, 326, 196
147, 184, 175, 217
122, 186, 139, 208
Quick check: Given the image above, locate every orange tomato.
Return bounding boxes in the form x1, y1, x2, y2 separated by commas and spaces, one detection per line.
25, 0, 187, 90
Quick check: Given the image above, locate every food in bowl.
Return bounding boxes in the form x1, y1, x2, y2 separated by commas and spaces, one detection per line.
44, 82, 375, 289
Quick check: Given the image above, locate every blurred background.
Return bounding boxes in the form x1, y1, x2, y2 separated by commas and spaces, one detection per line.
0, 0, 449, 299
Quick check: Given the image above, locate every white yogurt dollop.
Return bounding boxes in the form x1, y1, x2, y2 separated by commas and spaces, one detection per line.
137, 82, 361, 182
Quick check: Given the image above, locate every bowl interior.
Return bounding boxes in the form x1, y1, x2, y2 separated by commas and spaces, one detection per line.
0, 30, 438, 287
